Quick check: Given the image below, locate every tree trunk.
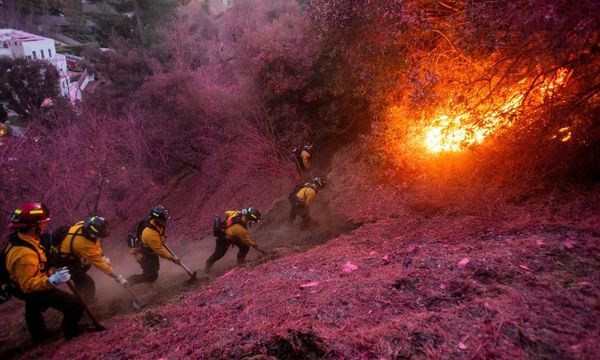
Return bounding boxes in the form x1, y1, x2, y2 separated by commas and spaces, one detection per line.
131, 0, 146, 45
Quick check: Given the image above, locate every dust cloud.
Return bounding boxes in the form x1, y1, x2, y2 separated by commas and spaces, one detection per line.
89, 196, 355, 316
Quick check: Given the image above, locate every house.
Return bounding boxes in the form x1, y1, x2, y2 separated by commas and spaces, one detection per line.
0, 28, 93, 104
0, 28, 70, 97
48, 16, 97, 33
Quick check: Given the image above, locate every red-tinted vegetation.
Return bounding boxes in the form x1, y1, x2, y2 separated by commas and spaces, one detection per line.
1, 0, 599, 358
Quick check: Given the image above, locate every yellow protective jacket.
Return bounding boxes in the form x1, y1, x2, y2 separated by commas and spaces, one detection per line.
300, 150, 311, 170
5, 233, 53, 294
295, 185, 317, 209
223, 211, 255, 247
140, 220, 175, 260
60, 222, 114, 277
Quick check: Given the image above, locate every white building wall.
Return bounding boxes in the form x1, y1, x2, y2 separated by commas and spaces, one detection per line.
0, 29, 83, 100
52, 54, 70, 97
1, 37, 11, 57
51, 54, 68, 73
8, 39, 24, 58
60, 78, 70, 97
21, 39, 55, 60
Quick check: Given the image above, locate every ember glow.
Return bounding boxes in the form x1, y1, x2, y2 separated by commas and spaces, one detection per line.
423, 68, 571, 153
553, 126, 572, 142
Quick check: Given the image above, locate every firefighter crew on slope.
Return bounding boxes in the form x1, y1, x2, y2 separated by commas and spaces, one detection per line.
59, 216, 128, 302
288, 176, 326, 228
127, 205, 181, 284
4, 203, 84, 342
204, 207, 261, 274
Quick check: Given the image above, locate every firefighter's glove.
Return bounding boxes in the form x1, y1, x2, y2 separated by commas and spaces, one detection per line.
172, 257, 181, 265
115, 274, 128, 287
48, 267, 71, 286
103, 256, 111, 265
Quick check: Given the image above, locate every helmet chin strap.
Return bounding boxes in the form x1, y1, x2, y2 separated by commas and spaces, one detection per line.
21, 223, 39, 236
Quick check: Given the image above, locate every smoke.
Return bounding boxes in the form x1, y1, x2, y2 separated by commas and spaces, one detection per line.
88, 237, 220, 315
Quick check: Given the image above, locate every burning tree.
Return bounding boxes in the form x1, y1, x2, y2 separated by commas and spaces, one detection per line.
307, 0, 600, 184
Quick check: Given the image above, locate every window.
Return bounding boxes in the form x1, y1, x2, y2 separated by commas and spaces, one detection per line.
48, 49, 52, 57
32, 51, 36, 59
41, 49, 45, 58
25, 55, 31, 59
2, 42, 7, 49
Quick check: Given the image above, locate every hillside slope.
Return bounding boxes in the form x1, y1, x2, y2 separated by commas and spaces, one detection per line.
4, 143, 600, 359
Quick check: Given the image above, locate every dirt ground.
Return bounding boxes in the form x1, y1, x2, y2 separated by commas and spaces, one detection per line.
2, 143, 599, 359
0, 192, 355, 359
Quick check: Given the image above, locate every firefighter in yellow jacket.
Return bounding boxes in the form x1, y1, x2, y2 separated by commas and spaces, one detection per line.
128, 205, 180, 284
59, 215, 128, 302
288, 176, 326, 228
204, 207, 261, 274
3, 203, 83, 342
293, 142, 314, 175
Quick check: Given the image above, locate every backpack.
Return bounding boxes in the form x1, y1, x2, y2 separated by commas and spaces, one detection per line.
43, 225, 84, 269
127, 220, 159, 249
212, 212, 247, 237
292, 146, 306, 170
213, 216, 225, 236
288, 183, 309, 207
226, 213, 247, 229
1, 233, 43, 303
44, 226, 69, 267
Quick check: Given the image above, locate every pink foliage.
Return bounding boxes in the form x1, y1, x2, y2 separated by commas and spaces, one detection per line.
0, 109, 159, 235
457, 258, 470, 268
342, 261, 358, 273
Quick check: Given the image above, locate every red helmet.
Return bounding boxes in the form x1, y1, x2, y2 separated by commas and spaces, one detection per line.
9, 202, 51, 228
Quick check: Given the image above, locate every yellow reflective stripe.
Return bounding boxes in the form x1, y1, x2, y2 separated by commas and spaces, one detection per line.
90, 225, 98, 232
14, 209, 22, 214
30, 210, 44, 215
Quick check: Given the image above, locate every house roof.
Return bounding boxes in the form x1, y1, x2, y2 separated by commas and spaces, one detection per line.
0, 28, 48, 42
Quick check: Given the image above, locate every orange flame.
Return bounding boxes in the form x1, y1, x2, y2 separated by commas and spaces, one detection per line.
558, 126, 572, 142
423, 68, 571, 153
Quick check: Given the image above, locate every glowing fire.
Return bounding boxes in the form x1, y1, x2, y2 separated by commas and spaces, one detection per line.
539, 68, 572, 97
552, 126, 572, 142
424, 68, 572, 153
425, 114, 487, 153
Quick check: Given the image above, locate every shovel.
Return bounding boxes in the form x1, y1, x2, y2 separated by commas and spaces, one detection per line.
163, 243, 197, 281
252, 244, 267, 256
66, 280, 106, 331
125, 285, 145, 310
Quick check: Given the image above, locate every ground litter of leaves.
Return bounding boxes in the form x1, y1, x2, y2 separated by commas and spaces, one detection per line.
3, 146, 600, 359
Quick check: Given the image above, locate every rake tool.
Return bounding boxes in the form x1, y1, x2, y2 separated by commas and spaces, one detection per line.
66, 280, 106, 331
252, 244, 267, 256
163, 243, 197, 281
125, 285, 145, 310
